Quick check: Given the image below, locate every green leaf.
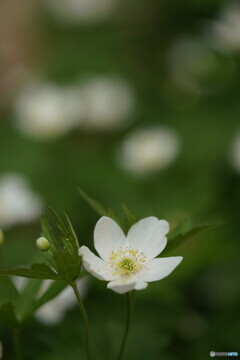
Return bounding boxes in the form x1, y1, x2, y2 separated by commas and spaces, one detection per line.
0, 302, 19, 327
0, 277, 19, 307
64, 214, 80, 251
78, 188, 120, 224
0, 264, 64, 281
164, 223, 224, 254
15, 279, 43, 322
40, 216, 58, 251
121, 203, 138, 230
49, 207, 68, 236
53, 251, 81, 282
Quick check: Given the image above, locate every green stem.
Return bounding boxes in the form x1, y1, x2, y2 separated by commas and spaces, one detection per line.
71, 282, 91, 360
12, 328, 21, 360
117, 293, 131, 360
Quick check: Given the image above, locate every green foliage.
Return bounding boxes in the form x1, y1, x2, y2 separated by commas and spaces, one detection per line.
0, 302, 19, 327
0, 276, 69, 327
0, 276, 19, 306
26, 210, 82, 283
40, 216, 58, 252
79, 188, 139, 232
53, 251, 81, 282
0, 210, 82, 330
164, 223, 224, 254
0, 264, 63, 280
78, 188, 121, 224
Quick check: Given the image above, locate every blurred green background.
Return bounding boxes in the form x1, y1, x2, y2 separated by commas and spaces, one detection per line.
0, 0, 239, 359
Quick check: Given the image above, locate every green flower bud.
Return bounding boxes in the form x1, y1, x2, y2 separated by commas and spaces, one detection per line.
36, 237, 50, 251
0, 229, 4, 246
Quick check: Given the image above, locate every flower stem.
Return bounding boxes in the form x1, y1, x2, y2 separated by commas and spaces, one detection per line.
12, 328, 21, 360
71, 282, 91, 360
117, 293, 131, 360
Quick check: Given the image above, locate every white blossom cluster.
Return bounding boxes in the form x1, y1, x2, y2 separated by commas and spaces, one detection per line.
14, 78, 135, 139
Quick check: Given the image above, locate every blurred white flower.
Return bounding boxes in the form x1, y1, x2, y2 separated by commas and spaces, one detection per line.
79, 216, 183, 294
15, 83, 80, 140
229, 130, 240, 172
118, 127, 181, 175
79, 78, 135, 132
0, 174, 43, 228
46, 0, 119, 24
210, 2, 240, 52
12, 276, 28, 292
35, 278, 88, 325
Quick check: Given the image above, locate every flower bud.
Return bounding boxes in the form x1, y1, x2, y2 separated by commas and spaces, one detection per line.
36, 237, 50, 251
0, 229, 4, 246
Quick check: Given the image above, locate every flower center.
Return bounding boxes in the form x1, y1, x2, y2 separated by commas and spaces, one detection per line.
118, 257, 136, 274
107, 246, 147, 277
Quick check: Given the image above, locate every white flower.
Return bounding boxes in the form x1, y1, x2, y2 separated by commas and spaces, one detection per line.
229, 130, 240, 172
15, 83, 80, 140
118, 127, 180, 175
79, 216, 183, 294
79, 77, 135, 132
0, 174, 43, 228
46, 0, 119, 24
35, 278, 88, 325
210, 2, 240, 52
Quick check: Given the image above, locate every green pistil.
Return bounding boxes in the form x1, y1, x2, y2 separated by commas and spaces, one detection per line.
118, 257, 136, 274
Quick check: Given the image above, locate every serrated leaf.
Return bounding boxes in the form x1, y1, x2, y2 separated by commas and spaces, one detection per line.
164, 223, 223, 254
40, 216, 58, 251
0, 264, 63, 281
0, 302, 19, 327
64, 214, 80, 251
53, 252, 81, 282
78, 188, 120, 224
49, 207, 68, 236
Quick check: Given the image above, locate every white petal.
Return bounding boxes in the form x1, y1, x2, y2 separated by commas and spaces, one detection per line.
126, 217, 169, 260
141, 257, 183, 282
94, 216, 126, 261
134, 281, 148, 290
79, 246, 114, 281
107, 279, 137, 294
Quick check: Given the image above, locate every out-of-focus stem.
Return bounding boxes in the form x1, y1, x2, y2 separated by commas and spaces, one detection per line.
12, 328, 21, 360
71, 281, 91, 360
117, 292, 131, 360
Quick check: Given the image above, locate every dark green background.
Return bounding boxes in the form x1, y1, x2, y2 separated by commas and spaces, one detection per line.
0, 0, 239, 359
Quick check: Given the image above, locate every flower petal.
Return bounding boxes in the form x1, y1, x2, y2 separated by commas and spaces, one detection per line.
141, 256, 183, 282
134, 281, 148, 290
94, 216, 126, 261
126, 217, 169, 260
79, 246, 114, 281
107, 279, 137, 294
